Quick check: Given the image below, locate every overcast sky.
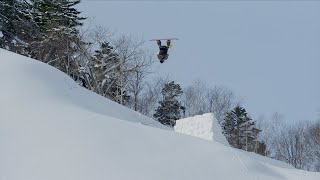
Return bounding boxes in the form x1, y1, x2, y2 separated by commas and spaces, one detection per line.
78, 0, 320, 123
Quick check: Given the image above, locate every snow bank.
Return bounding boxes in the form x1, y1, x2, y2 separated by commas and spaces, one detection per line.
175, 113, 229, 146
0, 49, 167, 130
1, 49, 319, 180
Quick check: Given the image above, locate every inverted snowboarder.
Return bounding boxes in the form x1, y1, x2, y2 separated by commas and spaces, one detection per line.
156, 40, 171, 63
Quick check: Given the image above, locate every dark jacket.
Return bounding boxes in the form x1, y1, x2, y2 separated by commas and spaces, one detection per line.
159, 46, 168, 55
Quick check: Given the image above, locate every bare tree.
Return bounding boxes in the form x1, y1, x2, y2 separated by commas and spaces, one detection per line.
272, 122, 311, 169
182, 80, 208, 117
257, 113, 320, 171
126, 49, 155, 111
306, 120, 320, 171
256, 112, 285, 157
138, 76, 171, 117
111, 35, 155, 105
181, 80, 236, 123
206, 86, 235, 123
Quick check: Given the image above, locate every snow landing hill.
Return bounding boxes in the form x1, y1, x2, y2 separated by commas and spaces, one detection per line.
1, 48, 319, 180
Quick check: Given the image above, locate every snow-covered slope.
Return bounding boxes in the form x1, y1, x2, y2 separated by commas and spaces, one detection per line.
175, 113, 229, 146
0, 49, 166, 129
1, 49, 319, 180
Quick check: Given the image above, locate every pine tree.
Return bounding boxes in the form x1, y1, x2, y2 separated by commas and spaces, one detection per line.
153, 81, 185, 127
223, 105, 259, 151
0, 0, 35, 54
90, 42, 130, 104
28, 0, 86, 76
31, 0, 85, 33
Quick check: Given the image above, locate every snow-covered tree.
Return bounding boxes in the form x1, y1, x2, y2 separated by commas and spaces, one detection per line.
74, 26, 156, 107
153, 81, 185, 127
31, 0, 85, 32
89, 42, 130, 104
28, 0, 86, 76
0, 0, 35, 54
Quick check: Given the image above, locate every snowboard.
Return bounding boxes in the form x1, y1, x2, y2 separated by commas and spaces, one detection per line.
149, 38, 179, 41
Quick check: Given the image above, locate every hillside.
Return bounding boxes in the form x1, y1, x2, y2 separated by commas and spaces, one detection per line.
1, 49, 319, 180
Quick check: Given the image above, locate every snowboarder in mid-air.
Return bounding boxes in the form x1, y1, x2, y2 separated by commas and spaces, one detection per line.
156, 40, 171, 63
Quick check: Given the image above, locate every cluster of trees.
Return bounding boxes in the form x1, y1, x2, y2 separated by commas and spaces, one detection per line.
151, 80, 266, 156
1, 0, 85, 73
1, 0, 319, 172
0, 1, 238, 129
0, 0, 187, 128
0, 0, 154, 107
137, 79, 238, 128
257, 114, 320, 171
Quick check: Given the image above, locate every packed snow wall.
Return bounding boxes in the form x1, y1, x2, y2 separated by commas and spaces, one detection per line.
174, 113, 229, 146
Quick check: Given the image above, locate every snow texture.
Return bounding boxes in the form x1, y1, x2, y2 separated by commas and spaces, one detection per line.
1, 48, 320, 180
0, 31, 3, 38
175, 113, 230, 146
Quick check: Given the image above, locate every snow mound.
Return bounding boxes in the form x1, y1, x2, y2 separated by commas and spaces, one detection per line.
0, 49, 167, 129
175, 113, 229, 146
1, 49, 320, 180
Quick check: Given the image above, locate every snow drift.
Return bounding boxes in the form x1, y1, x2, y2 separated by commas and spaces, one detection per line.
1, 49, 319, 180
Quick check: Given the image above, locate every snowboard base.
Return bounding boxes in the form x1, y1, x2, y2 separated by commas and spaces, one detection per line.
149, 38, 179, 41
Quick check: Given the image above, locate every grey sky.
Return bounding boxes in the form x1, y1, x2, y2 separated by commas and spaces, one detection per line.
78, 1, 320, 123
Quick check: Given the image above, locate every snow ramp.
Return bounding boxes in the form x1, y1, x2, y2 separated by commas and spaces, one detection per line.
175, 113, 230, 146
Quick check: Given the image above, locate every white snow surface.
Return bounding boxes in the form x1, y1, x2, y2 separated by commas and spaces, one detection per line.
175, 113, 229, 146
1, 49, 320, 180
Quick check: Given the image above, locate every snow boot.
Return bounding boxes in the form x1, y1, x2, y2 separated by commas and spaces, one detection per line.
166, 40, 171, 47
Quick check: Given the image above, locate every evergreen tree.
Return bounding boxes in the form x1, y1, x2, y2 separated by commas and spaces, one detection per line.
31, 0, 85, 33
223, 105, 260, 151
0, 0, 35, 54
154, 81, 185, 127
90, 42, 130, 104
28, 0, 86, 76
